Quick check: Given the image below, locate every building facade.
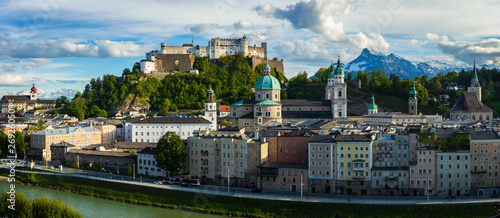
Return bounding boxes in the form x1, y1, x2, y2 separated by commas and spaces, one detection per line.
137, 147, 167, 177
30, 126, 102, 161
308, 135, 336, 194
0, 83, 56, 114
436, 150, 471, 196
470, 131, 500, 196
131, 117, 212, 142
335, 135, 373, 195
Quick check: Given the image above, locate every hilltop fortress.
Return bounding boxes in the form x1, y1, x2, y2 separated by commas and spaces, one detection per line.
139, 36, 284, 77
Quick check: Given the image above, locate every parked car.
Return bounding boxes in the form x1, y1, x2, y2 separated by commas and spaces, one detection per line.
180, 183, 191, 187
251, 188, 262, 193
153, 181, 163, 185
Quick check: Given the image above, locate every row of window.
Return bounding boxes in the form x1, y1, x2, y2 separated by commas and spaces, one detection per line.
339, 170, 369, 177
138, 159, 155, 166
439, 173, 469, 179
439, 164, 468, 169
310, 146, 331, 152
439, 155, 468, 161
339, 162, 369, 168
410, 179, 433, 186
473, 143, 498, 146
310, 169, 331, 176
311, 153, 330, 159
473, 149, 498, 154
310, 161, 330, 167
339, 146, 369, 151
339, 153, 369, 158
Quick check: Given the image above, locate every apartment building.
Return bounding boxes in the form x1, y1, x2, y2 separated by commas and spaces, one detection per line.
371, 133, 410, 196
308, 135, 336, 194
470, 130, 500, 196
335, 135, 373, 195
436, 150, 471, 196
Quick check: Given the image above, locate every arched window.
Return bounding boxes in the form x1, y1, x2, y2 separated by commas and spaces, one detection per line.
487, 115, 490, 120
311, 170, 315, 175
326, 171, 330, 176
473, 115, 476, 121
258, 94, 261, 99
479, 115, 483, 120
266, 93, 269, 99
338, 91, 342, 97
318, 170, 323, 175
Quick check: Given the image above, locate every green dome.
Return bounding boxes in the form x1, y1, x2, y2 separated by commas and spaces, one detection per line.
327, 61, 335, 78
206, 84, 214, 94
368, 95, 378, 110
334, 57, 344, 75
409, 80, 417, 100
255, 75, 281, 90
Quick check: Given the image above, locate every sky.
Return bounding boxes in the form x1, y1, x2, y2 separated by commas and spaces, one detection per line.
1, 0, 500, 92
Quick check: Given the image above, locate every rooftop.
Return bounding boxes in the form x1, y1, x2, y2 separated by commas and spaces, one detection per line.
133, 117, 211, 124
308, 135, 336, 143
450, 92, 493, 112
67, 149, 136, 158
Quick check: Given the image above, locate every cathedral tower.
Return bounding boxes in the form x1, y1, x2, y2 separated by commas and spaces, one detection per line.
409, 80, 418, 115
326, 56, 347, 119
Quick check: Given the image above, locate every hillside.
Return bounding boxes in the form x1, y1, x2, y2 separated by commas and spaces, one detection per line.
61, 55, 287, 120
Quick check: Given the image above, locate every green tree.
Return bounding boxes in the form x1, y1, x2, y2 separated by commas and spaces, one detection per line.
14, 131, 27, 158
347, 71, 353, 80
127, 166, 133, 176
0, 130, 7, 156
0, 191, 32, 218
154, 132, 186, 176
220, 119, 234, 127
52, 108, 60, 115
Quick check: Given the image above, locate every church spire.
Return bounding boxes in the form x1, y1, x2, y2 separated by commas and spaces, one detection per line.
471, 58, 479, 87
409, 80, 417, 100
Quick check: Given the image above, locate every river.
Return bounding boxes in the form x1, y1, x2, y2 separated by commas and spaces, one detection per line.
0, 182, 221, 218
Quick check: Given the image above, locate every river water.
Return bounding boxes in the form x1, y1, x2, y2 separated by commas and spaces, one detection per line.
0, 182, 221, 218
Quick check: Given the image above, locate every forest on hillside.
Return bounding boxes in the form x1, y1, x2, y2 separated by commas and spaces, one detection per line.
58, 55, 286, 120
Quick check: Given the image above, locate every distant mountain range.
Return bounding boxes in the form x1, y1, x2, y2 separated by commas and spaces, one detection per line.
0, 89, 79, 100
344, 48, 475, 79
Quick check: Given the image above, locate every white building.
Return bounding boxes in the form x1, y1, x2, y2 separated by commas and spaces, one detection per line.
137, 147, 166, 177
325, 57, 347, 120
436, 150, 471, 196
131, 117, 212, 142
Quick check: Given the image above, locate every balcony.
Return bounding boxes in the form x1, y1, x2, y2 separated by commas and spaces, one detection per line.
471, 169, 487, 174
385, 176, 399, 181
353, 175, 364, 179
353, 167, 365, 171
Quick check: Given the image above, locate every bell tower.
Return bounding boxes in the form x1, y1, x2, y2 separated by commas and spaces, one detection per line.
204, 84, 217, 131
467, 59, 481, 101
30, 83, 37, 100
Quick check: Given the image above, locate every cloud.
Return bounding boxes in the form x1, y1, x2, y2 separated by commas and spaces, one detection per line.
426, 33, 500, 66
0, 38, 147, 60
187, 23, 218, 35
233, 20, 253, 29
254, 0, 360, 40
273, 39, 351, 64
0, 74, 28, 87
32, 78, 85, 84
254, 0, 389, 52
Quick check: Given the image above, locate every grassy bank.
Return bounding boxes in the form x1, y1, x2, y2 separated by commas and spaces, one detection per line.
3, 170, 497, 217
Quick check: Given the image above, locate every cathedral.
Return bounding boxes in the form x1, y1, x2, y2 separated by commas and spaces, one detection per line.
449, 60, 493, 121
229, 57, 348, 129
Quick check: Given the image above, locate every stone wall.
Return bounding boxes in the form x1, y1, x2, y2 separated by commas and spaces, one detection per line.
250, 57, 285, 75
155, 53, 195, 73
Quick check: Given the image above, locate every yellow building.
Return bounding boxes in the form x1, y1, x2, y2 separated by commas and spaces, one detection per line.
30, 126, 102, 161
335, 134, 373, 195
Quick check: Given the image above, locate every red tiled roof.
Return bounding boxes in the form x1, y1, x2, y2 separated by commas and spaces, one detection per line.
219, 105, 230, 112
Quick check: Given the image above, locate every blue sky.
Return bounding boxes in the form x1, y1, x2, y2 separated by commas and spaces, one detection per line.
1, 0, 500, 93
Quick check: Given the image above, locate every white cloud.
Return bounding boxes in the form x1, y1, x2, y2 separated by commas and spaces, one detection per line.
0, 74, 28, 86
254, 0, 361, 40
426, 33, 500, 66
0, 38, 148, 59
233, 20, 253, 29
187, 23, 219, 35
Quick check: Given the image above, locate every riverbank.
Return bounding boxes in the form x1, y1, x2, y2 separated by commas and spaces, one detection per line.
2, 170, 497, 217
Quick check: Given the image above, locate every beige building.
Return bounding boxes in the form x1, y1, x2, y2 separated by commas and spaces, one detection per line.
0, 83, 56, 114
188, 133, 266, 187
92, 124, 117, 143
335, 135, 373, 195
30, 126, 102, 161
470, 131, 500, 196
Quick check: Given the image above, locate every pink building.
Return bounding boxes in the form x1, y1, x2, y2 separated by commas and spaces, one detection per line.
308, 135, 336, 194
276, 130, 312, 163
409, 146, 437, 196
258, 162, 308, 192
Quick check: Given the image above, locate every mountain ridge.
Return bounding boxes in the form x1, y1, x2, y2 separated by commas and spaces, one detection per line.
344, 48, 473, 79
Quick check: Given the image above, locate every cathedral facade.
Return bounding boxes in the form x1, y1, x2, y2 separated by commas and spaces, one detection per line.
229, 58, 348, 129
